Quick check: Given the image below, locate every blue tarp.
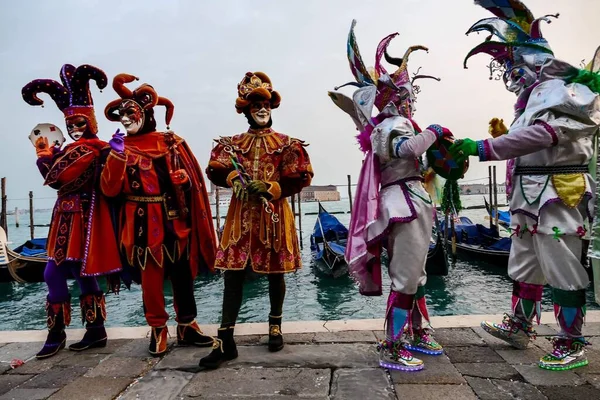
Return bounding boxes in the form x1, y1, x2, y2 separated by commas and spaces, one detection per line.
488, 237, 512, 251
312, 211, 348, 239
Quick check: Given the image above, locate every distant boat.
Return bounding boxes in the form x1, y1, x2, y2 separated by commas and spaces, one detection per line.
0, 227, 47, 283
310, 203, 348, 277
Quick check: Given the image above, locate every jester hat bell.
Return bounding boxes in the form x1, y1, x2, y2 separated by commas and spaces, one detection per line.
21, 64, 107, 134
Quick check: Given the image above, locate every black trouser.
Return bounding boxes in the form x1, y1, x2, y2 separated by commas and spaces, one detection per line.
220, 268, 286, 328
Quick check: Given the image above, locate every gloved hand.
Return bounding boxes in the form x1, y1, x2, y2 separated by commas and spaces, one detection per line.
449, 138, 478, 164
170, 169, 189, 185
232, 179, 248, 201
35, 137, 53, 158
426, 124, 454, 142
247, 180, 269, 196
109, 129, 125, 153
488, 118, 508, 138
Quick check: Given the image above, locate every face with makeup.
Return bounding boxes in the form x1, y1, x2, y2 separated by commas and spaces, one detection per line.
249, 101, 271, 126
503, 64, 537, 96
65, 115, 88, 141
118, 100, 144, 135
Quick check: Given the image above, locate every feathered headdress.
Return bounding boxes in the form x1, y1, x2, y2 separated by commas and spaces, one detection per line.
464, 0, 558, 76
104, 73, 174, 130
22, 64, 107, 134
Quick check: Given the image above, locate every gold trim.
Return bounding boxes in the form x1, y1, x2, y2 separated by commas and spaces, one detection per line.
125, 194, 164, 203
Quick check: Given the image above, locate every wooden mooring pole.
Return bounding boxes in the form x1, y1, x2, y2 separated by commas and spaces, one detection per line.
29, 191, 34, 240
0, 177, 7, 235
493, 166, 499, 229
15, 207, 19, 228
347, 174, 353, 213
488, 166, 493, 230
215, 186, 221, 234
297, 193, 303, 249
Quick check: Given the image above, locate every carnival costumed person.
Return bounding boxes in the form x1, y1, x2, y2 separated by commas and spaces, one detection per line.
22, 64, 122, 359
331, 21, 454, 371
101, 74, 217, 356
198, 72, 313, 369
450, 0, 600, 371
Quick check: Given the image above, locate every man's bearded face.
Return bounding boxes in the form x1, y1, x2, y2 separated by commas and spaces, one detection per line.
250, 101, 271, 126
119, 101, 144, 135
65, 115, 88, 141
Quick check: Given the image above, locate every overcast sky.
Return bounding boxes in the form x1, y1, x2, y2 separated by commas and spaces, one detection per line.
1, 0, 598, 209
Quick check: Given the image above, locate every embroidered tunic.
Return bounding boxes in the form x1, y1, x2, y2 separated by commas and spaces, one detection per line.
207, 128, 313, 273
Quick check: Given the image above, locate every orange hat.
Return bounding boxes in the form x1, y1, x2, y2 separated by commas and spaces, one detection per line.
235, 72, 281, 114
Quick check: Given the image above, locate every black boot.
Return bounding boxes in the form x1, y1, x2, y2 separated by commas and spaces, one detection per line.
69, 292, 108, 351
268, 314, 284, 352
36, 297, 70, 359
199, 327, 238, 369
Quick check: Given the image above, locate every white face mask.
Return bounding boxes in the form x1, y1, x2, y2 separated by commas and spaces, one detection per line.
119, 101, 144, 135
250, 102, 271, 126
504, 65, 537, 96
65, 116, 87, 141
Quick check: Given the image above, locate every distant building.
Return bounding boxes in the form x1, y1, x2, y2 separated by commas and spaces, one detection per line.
301, 185, 340, 202
460, 183, 506, 195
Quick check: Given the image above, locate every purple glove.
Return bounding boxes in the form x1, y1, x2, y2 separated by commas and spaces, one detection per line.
109, 129, 125, 153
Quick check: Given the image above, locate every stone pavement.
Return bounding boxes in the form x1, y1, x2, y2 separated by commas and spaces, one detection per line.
1, 323, 600, 399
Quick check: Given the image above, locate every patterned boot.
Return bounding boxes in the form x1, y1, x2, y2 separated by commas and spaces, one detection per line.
481, 281, 541, 349
69, 292, 107, 351
149, 326, 169, 357
36, 297, 71, 359
177, 320, 214, 347
405, 287, 443, 355
380, 291, 423, 371
539, 288, 588, 370
199, 327, 238, 369
268, 315, 284, 352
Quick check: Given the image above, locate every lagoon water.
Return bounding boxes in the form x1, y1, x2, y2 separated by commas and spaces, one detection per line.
0, 195, 597, 331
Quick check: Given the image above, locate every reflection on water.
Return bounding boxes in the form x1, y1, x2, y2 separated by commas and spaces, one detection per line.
0, 197, 597, 330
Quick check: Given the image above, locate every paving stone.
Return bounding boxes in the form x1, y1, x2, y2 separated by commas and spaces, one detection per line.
393, 384, 477, 399
8, 351, 74, 375
582, 323, 600, 336
454, 362, 522, 380
432, 328, 485, 347
513, 364, 587, 386
391, 354, 465, 384
84, 356, 157, 378
0, 363, 10, 374
535, 324, 560, 336
0, 374, 35, 396
581, 373, 600, 389
258, 332, 317, 345
444, 346, 505, 363
0, 388, 59, 400
111, 339, 152, 358
20, 366, 89, 389
180, 367, 331, 398
56, 352, 109, 368
48, 376, 132, 400
374, 330, 385, 341
539, 384, 600, 399
472, 326, 518, 350
465, 376, 547, 400
0, 342, 43, 364
231, 334, 262, 346
314, 330, 376, 343
157, 344, 380, 370
495, 347, 546, 365
118, 370, 193, 399
330, 368, 395, 400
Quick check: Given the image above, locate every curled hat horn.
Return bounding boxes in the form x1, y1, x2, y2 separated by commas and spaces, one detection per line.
157, 96, 174, 128
134, 84, 159, 110
385, 45, 429, 72
112, 73, 138, 99
21, 79, 70, 110
104, 98, 122, 122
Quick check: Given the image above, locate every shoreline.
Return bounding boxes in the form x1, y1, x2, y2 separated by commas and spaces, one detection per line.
2, 310, 600, 343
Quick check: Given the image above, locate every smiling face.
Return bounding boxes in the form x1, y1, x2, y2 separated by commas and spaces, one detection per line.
249, 101, 271, 127
65, 115, 88, 141
118, 100, 144, 135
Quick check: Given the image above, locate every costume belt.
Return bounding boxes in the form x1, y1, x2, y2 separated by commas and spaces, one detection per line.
381, 176, 424, 189
514, 165, 589, 175
125, 194, 165, 203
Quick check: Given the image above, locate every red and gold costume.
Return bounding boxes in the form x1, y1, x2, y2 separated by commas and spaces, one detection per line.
22, 64, 121, 359
101, 74, 217, 355
199, 72, 313, 370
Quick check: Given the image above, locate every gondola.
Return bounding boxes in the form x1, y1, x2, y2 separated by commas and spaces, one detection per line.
426, 216, 450, 276
0, 227, 47, 283
310, 203, 349, 277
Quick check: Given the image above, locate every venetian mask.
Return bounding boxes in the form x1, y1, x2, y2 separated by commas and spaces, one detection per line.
250, 101, 271, 126
65, 115, 88, 141
119, 100, 144, 135
503, 64, 537, 96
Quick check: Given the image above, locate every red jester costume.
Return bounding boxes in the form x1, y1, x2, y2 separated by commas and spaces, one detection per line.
100, 74, 217, 356
21, 64, 122, 359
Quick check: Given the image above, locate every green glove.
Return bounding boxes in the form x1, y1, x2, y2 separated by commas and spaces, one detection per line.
449, 138, 478, 165
232, 180, 248, 202
247, 180, 269, 196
